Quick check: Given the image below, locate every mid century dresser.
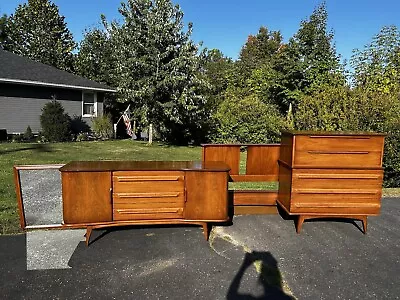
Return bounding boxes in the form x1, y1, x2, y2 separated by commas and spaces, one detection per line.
60, 161, 230, 245
277, 131, 385, 233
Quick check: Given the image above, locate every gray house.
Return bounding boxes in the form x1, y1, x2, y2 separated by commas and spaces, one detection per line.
0, 49, 116, 134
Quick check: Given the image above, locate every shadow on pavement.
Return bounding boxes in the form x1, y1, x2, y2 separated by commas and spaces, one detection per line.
227, 251, 293, 300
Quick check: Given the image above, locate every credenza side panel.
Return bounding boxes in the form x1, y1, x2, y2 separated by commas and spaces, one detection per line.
62, 171, 112, 224
184, 171, 228, 221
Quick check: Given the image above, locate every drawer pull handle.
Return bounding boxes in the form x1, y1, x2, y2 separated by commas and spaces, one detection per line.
296, 174, 380, 180
116, 208, 182, 214
308, 136, 370, 139
294, 203, 380, 208
115, 176, 182, 182
116, 192, 180, 198
295, 188, 379, 194
307, 151, 369, 155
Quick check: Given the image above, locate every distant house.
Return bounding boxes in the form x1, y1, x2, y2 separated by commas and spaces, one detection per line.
0, 49, 116, 134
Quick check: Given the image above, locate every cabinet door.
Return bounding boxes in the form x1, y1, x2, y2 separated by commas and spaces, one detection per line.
184, 171, 228, 221
62, 171, 112, 224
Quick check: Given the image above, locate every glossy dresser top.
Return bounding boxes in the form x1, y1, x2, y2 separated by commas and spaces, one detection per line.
282, 130, 386, 136
60, 160, 231, 172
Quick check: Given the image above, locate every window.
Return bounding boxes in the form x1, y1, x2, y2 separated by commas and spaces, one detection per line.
82, 92, 96, 117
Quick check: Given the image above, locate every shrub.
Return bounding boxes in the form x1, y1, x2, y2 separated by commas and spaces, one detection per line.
76, 132, 90, 142
40, 100, 72, 142
211, 94, 286, 143
23, 126, 34, 141
0, 129, 7, 141
70, 115, 91, 136
294, 85, 359, 131
92, 114, 114, 140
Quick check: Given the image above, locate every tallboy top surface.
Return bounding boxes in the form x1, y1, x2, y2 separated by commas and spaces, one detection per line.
59, 160, 230, 172
281, 130, 386, 136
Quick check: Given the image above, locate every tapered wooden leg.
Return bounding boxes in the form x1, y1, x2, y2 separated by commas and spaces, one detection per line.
86, 226, 93, 246
202, 223, 210, 241
296, 215, 305, 234
361, 216, 367, 234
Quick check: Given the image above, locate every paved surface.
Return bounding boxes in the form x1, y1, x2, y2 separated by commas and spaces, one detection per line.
0, 226, 291, 300
0, 198, 399, 299
217, 197, 400, 300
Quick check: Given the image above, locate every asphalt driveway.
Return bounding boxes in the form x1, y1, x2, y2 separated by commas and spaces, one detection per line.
0, 198, 399, 299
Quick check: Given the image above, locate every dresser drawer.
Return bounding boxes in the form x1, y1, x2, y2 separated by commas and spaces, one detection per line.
113, 171, 184, 193
113, 192, 184, 220
293, 135, 384, 168
292, 169, 383, 190
290, 192, 381, 215
113, 207, 184, 220
295, 135, 384, 152
294, 150, 382, 168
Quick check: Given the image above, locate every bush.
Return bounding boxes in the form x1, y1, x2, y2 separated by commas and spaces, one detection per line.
76, 132, 91, 142
211, 94, 287, 143
40, 100, 72, 142
294, 85, 359, 131
70, 115, 91, 136
0, 129, 7, 141
92, 114, 114, 140
23, 126, 34, 141
11, 134, 24, 143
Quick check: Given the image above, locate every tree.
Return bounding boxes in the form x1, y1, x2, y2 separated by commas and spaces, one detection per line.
276, 2, 344, 111
236, 26, 283, 79
212, 94, 286, 144
4, 0, 76, 71
75, 15, 115, 86
74, 16, 120, 119
351, 25, 400, 94
0, 14, 7, 47
110, 0, 209, 144
202, 49, 233, 111
40, 100, 71, 142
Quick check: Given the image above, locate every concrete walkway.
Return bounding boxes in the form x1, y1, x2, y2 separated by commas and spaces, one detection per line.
0, 198, 399, 299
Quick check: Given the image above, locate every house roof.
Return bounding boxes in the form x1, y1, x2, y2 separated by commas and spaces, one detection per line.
0, 49, 116, 92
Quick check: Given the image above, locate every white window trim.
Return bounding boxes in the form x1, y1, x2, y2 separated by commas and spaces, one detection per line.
82, 91, 97, 117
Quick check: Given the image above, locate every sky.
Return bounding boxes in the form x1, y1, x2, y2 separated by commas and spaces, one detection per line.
1, 0, 400, 63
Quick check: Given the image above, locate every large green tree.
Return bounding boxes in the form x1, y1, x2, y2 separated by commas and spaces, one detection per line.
351, 25, 400, 94
202, 49, 233, 110
4, 0, 76, 71
0, 14, 7, 47
75, 15, 115, 86
276, 2, 344, 110
236, 26, 283, 79
110, 0, 209, 144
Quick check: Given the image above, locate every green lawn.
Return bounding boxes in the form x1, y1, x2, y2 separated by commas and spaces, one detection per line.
0, 140, 201, 234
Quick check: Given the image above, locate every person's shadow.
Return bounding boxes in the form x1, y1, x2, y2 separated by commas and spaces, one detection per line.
227, 251, 293, 299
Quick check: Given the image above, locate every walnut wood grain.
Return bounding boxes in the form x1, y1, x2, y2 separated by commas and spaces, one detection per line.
62, 171, 112, 224
246, 145, 280, 176
13, 166, 26, 229
60, 161, 230, 172
232, 190, 278, 206
59, 161, 230, 244
184, 170, 228, 221
278, 131, 385, 233
201, 145, 240, 175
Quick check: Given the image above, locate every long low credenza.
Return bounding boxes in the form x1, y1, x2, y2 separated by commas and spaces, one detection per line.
59, 160, 230, 245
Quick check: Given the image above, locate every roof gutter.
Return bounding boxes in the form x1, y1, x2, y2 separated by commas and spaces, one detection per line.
0, 78, 117, 93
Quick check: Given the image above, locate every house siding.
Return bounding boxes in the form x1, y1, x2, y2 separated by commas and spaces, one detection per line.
0, 96, 85, 133
0, 84, 105, 134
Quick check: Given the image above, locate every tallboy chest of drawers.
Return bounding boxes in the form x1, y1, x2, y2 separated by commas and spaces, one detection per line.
60, 161, 230, 245
277, 131, 385, 233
